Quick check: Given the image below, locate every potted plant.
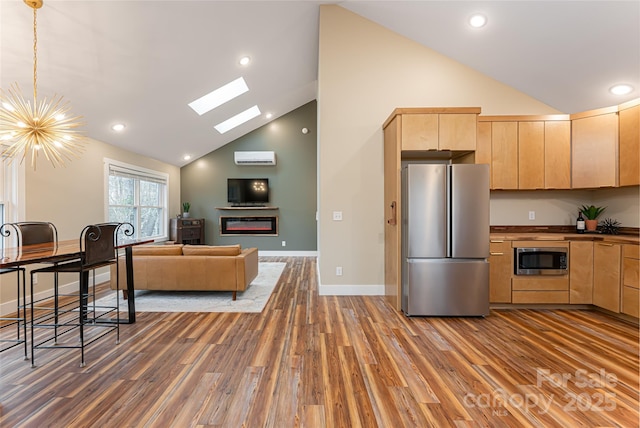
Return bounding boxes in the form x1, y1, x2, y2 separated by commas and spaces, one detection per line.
182, 202, 191, 218
579, 204, 606, 231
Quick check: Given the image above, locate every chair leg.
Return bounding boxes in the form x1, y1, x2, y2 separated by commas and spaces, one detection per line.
53, 270, 59, 343
232, 291, 237, 301
21, 269, 27, 360
30, 271, 36, 368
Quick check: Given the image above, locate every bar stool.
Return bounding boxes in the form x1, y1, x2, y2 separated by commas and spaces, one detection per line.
30, 222, 130, 367
0, 222, 58, 360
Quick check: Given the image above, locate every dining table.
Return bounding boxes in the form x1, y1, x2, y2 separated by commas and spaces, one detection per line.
1, 238, 151, 324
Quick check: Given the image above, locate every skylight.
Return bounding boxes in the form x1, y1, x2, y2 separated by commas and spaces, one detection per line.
214, 105, 261, 134
188, 77, 249, 116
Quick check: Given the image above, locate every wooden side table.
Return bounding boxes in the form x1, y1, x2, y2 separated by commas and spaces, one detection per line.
170, 218, 205, 244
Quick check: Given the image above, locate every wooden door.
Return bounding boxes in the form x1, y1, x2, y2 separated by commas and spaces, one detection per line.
401, 114, 438, 151
593, 242, 621, 313
518, 121, 544, 189
384, 117, 402, 309
572, 112, 619, 188
439, 114, 477, 150
491, 122, 518, 189
544, 120, 571, 189
619, 104, 640, 186
569, 241, 593, 304
489, 240, 512, 303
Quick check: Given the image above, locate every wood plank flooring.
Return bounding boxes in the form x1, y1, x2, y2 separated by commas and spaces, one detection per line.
0, 256, 638, 427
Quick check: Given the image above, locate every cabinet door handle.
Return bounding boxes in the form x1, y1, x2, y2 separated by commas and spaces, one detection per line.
387, 201, 397, 226
598, 243, 614, 247
490, 252, 504, 256
490, 240, 504, 243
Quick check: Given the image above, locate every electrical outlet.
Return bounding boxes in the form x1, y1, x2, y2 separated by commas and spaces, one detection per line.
282, 240, 286, 247
332, 211, 343, 221
529, 211, 535, 220
336, 266, 343, 276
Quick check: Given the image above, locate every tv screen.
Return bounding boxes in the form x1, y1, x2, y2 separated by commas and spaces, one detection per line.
227, 178, 269, 205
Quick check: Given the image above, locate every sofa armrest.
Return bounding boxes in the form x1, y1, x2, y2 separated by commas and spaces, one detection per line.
236, 247, 259, 290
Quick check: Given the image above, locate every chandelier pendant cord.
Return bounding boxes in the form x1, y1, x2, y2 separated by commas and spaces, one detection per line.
32, 6, 38, 107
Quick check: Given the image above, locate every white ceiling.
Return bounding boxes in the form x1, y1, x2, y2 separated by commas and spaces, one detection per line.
1, 1, 638, 167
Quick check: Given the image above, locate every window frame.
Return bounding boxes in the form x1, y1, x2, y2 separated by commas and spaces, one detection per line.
104, 158, 169, 241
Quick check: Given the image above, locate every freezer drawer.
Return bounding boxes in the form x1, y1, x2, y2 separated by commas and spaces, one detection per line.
402, 259, 489, 316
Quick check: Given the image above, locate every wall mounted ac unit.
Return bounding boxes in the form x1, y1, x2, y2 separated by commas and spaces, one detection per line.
234, 151, 276, 166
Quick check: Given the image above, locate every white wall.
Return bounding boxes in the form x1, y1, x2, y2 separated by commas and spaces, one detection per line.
317, 5, 562, 295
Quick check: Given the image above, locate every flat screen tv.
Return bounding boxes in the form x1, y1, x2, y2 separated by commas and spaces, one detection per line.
227, 178, 269, 205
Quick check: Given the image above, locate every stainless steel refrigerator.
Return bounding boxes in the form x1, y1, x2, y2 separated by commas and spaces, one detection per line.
401, 163, 490, 316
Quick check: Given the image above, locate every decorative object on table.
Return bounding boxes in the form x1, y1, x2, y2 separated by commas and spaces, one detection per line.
599, 218, 621, 235
0, 0, 85, 170
579, 204, 606, 232
182, 202, 191, 218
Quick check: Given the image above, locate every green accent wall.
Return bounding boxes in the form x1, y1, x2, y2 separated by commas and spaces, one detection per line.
180, 101, 317, 251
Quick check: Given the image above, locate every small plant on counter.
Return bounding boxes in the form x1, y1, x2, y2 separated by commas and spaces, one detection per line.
600, 218, 621, 235
182, 202, 191, 213
579, 204, 606, 220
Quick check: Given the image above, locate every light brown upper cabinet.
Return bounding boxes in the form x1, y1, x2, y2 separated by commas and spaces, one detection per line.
386, 108, 480, 152
543, 120, 571, 189
490, 121, 519, 189
477, 115, 570, 190
518, 121, 545, 189
618, 99, 640, 187
571, 107, 619, 189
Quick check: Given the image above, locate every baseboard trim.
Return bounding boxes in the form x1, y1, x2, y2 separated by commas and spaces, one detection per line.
318, 284, 384, 296
0, 272, 110, 317
258, 251, 318, 257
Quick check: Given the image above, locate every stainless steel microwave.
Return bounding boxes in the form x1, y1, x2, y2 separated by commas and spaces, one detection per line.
515, 247, 568, 275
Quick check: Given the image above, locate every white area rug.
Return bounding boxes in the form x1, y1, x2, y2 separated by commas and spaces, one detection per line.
94, 262, 286, 313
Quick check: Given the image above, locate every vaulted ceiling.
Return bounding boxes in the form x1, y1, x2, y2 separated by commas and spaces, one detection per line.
1, 1, 638, 166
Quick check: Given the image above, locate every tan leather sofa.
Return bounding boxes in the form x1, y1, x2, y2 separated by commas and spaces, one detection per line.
110, 244, 259, 300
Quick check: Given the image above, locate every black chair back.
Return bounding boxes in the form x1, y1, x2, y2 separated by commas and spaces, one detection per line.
81, 223, 119, 267
0, 222, 58, 248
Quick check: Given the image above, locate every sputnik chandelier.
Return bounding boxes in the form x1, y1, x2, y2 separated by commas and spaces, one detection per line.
0, 0, 85, 170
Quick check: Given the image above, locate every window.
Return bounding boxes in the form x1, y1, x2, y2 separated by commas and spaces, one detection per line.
105, 159, 168, 241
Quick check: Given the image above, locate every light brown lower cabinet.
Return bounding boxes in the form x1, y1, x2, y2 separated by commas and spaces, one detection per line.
593, 242, 622, 313
569, 241, 593, 304
489, 240, 512, 303
621, 244, 639, 317
512, 277, 569, 304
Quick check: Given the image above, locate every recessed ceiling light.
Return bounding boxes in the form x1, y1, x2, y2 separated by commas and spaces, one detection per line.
111, 123, 126, 132
265, 112, 273, 119
469, 14, 487, 28
239, 56, 251, 66
188, 77, 249, 116
183, 155, 191, 161
214, 105, 261, 134
609, 84, 634, 95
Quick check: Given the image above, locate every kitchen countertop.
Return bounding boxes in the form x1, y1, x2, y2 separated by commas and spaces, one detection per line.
490, 231, 639, 245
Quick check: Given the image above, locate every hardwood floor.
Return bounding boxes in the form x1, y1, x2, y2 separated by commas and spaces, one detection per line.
1, 256, 638, 427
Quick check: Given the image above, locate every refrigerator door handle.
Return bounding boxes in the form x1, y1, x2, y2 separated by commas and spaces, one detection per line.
446, 166, 452, 257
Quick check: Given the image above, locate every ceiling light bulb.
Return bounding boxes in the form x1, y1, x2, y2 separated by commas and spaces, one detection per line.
239, 56, 251, 66
2, 102, 15, 112
609, 84, 633, 95
469, 14, 487, 28
183, 155, 191, 161
111, 123, 126, 131
55, 113, 65, 121
265, 113, 273, 119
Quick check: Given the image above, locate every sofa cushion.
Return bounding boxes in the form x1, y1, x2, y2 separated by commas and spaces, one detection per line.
133, 244, 184, 256
182, 244, 241, 256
